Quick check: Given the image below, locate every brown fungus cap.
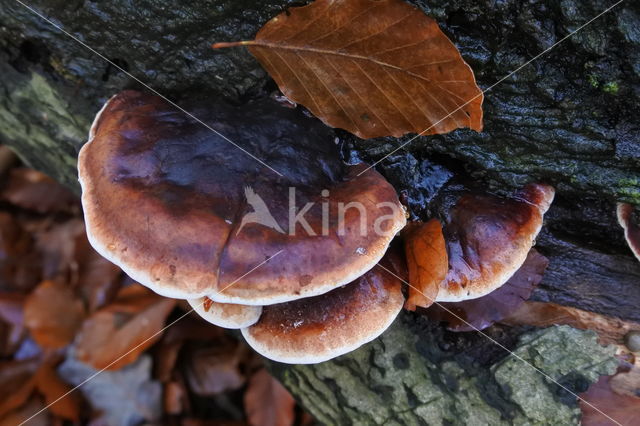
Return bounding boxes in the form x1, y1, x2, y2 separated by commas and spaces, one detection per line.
617, 203, 640, 262
78, 91, 405, 304
187, 297, 262, 329
241, 251, 405, 364
436, 183, 555, 302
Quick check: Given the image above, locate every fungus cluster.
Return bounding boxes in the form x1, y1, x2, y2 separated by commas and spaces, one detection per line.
405, 184, 555, 330
79, 91, 555, 364
79, 91, 406, 364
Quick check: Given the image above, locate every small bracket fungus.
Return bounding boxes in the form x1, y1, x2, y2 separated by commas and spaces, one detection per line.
436, 183, 555, 302
78, 91, 406, 307
617, 202, 640, 262
187, 297, 262, 329
241, 251, 405, 364
425, 249, 549, 331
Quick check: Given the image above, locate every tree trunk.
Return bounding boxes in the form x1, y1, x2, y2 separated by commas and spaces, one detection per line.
1, 0, 638, 423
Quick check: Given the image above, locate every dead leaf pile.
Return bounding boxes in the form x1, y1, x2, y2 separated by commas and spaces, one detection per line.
0, 157, 304, 425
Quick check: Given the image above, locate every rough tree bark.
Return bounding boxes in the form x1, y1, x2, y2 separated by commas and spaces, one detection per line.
1, 0, 639, 424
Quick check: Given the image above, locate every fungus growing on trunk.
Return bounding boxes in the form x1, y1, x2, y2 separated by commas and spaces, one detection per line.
78, 91, 406, 307
187, 297, 262, 329
437, 183, 555, 302
241, 251, 406, 364
617, 202, 640, 262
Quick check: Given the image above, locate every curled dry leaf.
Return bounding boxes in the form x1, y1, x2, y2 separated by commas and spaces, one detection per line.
580, 367, 640, 426
0, 293, 26, 356
424, 249, 548, 331
0, 212, 40, 292
617, 202, 640, 262
503, 301, 640, 347
183, 343, 246, 396
75, 284, 176, 370
1, 168, 79, 214
24, 280, 86, 349
34, 361, 81, 422
403, 219, 447, 310
214, 0, 483, 139
0, 358, 39, 419
244, 368, 295, 426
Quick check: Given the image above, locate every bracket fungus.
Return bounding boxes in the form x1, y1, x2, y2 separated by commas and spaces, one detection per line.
187, 298, 262, 329
617, 202, 640, 262
242, 250, 405, 364
78, 90, 407, 363
78, 90, 406, 306
438, 183, 555, 302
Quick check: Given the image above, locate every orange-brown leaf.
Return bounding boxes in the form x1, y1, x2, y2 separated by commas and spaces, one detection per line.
24, 280, 86, 349
214, 0, 483, 139
34, 362, 81, 422
0, 358, 39, 418
403, 219, 447, 310
75, 284, 175, 370
244, 368, 295, 426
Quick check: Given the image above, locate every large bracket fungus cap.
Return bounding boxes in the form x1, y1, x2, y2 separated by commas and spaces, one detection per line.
437, 183, 555, 302
78, 91, 405, 304
241, 251, 405, 364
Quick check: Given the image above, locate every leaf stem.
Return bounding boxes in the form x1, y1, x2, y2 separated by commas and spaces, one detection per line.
211, 41, 254, 49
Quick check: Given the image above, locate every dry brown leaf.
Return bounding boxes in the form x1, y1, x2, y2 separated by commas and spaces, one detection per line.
0, 293, 26, 356
1, 168, 79, 214
24, 280, 86, 349
580, 372, 640, 426
155, 315, 223, 383
183, 343, 245, 396
403, 219, 447, 310
214, 0, 483, 139
34, 361, 81, 422
33, 218, 85, 281
0, 397, 48, 426
73, 233, 122, 312
75, 284, 176, 370
0, 358, 39, 418
0, 212, 40, 293
503, 301, 640, 346
244, 368, 295, 426
425, 249, 548, 331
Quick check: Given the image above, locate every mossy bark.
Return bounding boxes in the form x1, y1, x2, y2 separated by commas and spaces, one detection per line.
1, 0, 638, 424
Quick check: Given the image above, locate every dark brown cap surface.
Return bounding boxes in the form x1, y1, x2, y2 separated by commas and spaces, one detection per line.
241, 252, 405, 364
437, 183, 554, 302
79, 91, 405, 303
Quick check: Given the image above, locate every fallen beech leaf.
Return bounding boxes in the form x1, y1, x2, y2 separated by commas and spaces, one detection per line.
0, 293, 26, 356
164, 381, 185, 415
0, 212, 40, 292
503, 301, 640, 346
424, 249, 548, 331
0, 358, 39, 418
34, 361, 81, 422
1, 168, 79, 214
183, 343, 245, 396
155, 315, 223, 382
0, 397, 48, 426
214, 0, 483, 139
617, 202, 640, 262
244, 368, 295, 426
75, 284, 176, 370
24, 280, 85, 349
580, 372, 640, 426
403, 219, 447, 310
73, 233, 122, 312
33, 219, 85, 281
